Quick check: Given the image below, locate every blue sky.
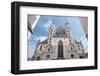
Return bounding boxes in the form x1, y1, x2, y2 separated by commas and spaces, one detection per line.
28, 15, 88, 58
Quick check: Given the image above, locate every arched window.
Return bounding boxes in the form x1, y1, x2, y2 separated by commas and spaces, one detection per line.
71, 47, 73, 50
50, 32, 52, 35
48, 48, 50, 51
49, 40, 51, 43
47, 55, 50, 58
80, 55, 83, 58
71, 54, 74, 58
40, 45, 42, 50
58, 40, 64, 59
78, 45, 80, 50
69, 39, 71, 42
78, 45, 80, 47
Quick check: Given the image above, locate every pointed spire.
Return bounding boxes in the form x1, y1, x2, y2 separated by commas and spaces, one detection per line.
65, 23, 70, 27
50, 18, 56, 29
52, 16, 56, 24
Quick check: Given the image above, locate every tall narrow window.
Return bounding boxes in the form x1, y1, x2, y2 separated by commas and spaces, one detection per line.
51, 32, 52, 35
71, 47, 73, 50
49, 40, 51, 43
48, 48, 50, 51
40, 45, 42, 50
78, 45, 80, 50
69, 39, 71, 42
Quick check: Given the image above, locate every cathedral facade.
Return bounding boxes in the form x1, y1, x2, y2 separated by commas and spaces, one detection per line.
31, 23, 87, 60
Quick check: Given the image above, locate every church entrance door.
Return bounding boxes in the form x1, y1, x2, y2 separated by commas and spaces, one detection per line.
58, 40, 64, 59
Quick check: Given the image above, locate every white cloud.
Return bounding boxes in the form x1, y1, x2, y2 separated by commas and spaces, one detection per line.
43, 20, 52, 28
34, 36, 47, 42
39, 36, 47, 42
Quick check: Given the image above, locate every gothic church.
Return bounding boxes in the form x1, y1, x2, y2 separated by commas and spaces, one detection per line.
31, 23, 87, 60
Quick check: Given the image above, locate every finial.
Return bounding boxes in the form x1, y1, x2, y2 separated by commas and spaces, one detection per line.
65, 23, 70, 29
65, 23, 69, 26
52, 16, 56, 24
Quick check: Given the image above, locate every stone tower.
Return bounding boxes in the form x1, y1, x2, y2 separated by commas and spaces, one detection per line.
48, 22, 56, 44
31, 22, 87, 60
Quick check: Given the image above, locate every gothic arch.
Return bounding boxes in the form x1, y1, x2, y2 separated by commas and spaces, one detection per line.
58, 40, 64, 59
36, 56, 40, 60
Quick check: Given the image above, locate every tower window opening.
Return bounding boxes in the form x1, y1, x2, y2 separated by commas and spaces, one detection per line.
48, 48, 50, 51
40, 45, 42, 50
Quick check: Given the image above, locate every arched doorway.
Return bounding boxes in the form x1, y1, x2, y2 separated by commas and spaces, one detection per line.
36, 56, 40, 60
58, 40, 64, 59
